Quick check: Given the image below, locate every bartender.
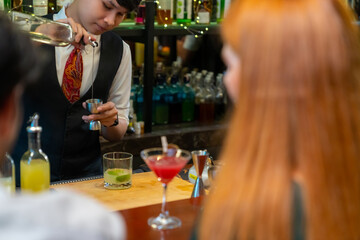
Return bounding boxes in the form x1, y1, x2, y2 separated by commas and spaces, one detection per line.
12, 0, 138, 184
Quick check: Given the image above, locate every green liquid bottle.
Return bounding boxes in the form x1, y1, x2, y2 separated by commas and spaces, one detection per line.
154, 62, 169, 125
182, 75, 195, 122
0, 0, 11, 11
176, 0, 191, 25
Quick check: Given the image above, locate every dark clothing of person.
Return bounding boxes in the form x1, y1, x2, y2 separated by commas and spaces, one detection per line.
12, 29, 124, 185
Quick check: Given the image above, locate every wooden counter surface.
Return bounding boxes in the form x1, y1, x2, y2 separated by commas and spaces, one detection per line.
118, 197, 204, 240
51, 172, 194, 211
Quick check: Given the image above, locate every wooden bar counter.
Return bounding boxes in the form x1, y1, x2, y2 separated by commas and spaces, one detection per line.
51, 172, 194, 211
51, 172, 203, 239
119, 197, 203, 240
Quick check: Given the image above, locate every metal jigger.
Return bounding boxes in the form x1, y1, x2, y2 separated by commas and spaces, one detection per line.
191, 150, 209, 198
85, 99, 103, 131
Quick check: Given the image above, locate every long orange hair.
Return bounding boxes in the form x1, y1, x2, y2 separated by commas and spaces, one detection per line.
199, 0, 360, 239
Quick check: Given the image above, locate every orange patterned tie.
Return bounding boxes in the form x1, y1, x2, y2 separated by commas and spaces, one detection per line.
62, 47, 83, 103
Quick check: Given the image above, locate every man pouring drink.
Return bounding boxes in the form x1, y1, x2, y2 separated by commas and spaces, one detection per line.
12, 0, 139, 185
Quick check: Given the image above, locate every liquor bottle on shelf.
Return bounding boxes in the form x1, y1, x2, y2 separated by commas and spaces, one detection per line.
176, 0, 191, 25
194, 72, 204, 121
12, 0, 23, 12
215, 0, 221, 22
135, 66, 144, 122
215, 0, 231, 23
214, 73, 226, 120
168, 71, 182, 123
135, 0, 146, 24
198, 74, 215, 123
131, 74, 141, 116
153, 62, 169, 125
56, 0, 72, 11
20, 113, 50, 193
135, 37, 158, 67
126, 100, 136, 134
157, 0, 173, 25
0, 0, 11, 11
190, 70, 198, 88
194, 0, 212, 24
0, 153, 16, 194
136, 86, 144, 122
222, 0, 231, 20
33, 0, 48, 16
48, 0, 56, 13
181, 73, 195, 122
211, 0, 218, 22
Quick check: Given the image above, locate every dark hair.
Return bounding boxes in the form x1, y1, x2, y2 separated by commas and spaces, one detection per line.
116, 0, 140, 12
0, 12, 39, 109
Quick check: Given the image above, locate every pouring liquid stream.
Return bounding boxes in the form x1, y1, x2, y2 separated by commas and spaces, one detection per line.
91, 46, 94, 100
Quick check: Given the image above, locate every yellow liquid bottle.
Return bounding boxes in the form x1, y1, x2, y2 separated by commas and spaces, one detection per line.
20, 113, 50, 193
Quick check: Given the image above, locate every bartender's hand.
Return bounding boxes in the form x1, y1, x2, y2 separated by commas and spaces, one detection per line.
57, 18, 96, 48
82, 101, 117, 127
82, 101, 127, 141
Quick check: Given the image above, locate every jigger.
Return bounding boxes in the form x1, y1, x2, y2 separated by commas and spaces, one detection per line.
191, 150, 209, 198
85, 99, 103, 131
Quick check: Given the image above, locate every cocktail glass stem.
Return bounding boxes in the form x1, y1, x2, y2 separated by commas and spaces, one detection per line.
147, 182, 181, 229
161, 183, 169, 217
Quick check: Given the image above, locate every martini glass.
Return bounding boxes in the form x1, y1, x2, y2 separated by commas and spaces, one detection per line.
140, 147, 191, 230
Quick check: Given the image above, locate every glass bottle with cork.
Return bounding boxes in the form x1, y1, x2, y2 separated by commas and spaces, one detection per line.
20, 113, 50, 193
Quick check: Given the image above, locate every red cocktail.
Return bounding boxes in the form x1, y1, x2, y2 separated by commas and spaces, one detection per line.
141, 148, 191, 230
146, 155, 188, 184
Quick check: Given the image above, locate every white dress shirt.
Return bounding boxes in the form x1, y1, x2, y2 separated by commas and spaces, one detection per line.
0, 187, 126, 240
53, 7, 131, 125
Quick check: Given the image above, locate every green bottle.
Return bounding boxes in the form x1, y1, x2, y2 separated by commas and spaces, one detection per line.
0, 0, 11, 11
176, 0, 192, 25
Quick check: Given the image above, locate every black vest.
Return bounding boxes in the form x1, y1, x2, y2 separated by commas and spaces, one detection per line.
12, 31, 124, 184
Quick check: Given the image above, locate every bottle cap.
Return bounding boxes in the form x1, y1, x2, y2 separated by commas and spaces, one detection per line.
27, 113, 42, 133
